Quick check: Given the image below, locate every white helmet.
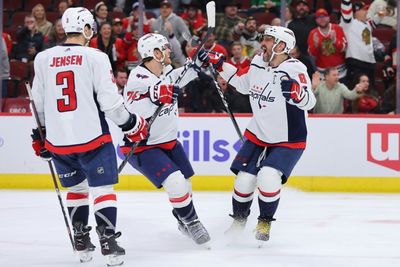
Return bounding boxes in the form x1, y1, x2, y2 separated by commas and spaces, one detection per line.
138, 33, 171, 60
263, 26, 296, 54
62, 7, 96, 36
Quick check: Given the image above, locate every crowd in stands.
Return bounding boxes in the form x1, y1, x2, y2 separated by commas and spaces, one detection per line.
1, 0, 398, 114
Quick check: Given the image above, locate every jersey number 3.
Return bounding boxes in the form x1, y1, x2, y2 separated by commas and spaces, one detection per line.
56, 71, 77, 112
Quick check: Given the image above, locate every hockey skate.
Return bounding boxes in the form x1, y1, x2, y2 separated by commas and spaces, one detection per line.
186, 220, 211, 246
254, 218, 275, 247
224, 214, 248, 236
72, 221, 96, 263
172, 209, 189, 237
96, 225, 125, 266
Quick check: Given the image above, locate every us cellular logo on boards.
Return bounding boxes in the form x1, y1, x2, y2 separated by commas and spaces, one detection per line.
367, 124, 400, 171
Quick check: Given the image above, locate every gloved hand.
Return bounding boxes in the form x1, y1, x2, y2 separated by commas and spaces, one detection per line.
281, 78, 305, 103
208, 51, 225, 72
31, 127, 51, 161
122, 115, 149, 143
150, 84, 180, 105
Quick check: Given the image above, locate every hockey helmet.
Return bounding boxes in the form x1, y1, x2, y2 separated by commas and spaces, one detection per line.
62, 7, 96, 35
138, 33, 171, 59
263, 26, 296, 54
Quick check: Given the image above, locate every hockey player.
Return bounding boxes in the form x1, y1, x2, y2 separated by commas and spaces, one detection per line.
30, 7, 148, 266
204, 26, 316, 242
120, 33, 211, 246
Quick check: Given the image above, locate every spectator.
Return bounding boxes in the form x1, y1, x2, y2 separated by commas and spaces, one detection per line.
115, 69, 128, 95
383, 34, 397, 83
163, 20, 186, 67
284, 6, 294, 27
151, 0, 191, 44
227, 42, 251, 70
112, 18, 125, 39
214, 0, 245, 48
288, 0, 317, 57
312, 67, 367, 114
32, 4, 53, 38
233, 16, 261, 58
367, 0, 397, 28
1, 37, 10, 99
58, 0, 70, 18
380, 83, 396, 114
271, 18, 282, 26
290, 45, 315, 79
122, 2, 151, 34
194, 31, 228, 58
351, 74, 380, 113
124, 23, 140, 70
45, 19, 66, 48
89, 22, 126, 71
308, 8, 347, 80
94, 1, 111, 30
2, 32, 13, 55
14, 15, 44, 62
340, 0, 384, 87
180, 1, 207, 36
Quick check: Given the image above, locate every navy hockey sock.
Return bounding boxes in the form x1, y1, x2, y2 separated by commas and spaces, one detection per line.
232, 197, 252, 219
66, 192, 89, 225
173, 201, 198, 224
94, 194, 117, 235
258, 197, 280, 220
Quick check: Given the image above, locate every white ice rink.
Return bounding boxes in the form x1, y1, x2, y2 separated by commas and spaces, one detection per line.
1, 189, 400, 267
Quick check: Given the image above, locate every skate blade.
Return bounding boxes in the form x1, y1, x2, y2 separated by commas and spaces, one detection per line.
78, 250, 93, 263
106, 254, 124, 266
257, 240, 265, 249
198, 240, 212, 250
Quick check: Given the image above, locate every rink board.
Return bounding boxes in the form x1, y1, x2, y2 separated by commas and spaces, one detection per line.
0, 113, 399, 192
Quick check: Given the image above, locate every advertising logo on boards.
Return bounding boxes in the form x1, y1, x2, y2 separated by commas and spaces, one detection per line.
367, 124, 400, 171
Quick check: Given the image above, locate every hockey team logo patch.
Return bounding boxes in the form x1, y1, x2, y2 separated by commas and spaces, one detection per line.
367, 124, 400, 171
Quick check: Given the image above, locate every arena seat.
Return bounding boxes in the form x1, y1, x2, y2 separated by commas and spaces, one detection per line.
4, 0, 23, 11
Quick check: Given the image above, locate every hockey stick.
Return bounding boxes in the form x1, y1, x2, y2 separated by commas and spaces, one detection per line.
25, 82, 75, 252
208, 66, 245, 143
118, 1, 216, 173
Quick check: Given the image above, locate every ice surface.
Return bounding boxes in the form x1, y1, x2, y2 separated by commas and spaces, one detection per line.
1, 189, 399, 267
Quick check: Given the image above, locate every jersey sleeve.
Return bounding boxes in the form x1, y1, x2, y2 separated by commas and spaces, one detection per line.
219, 61, 250, 95
31, 51, 46, 126
91, 50, 124, 112
167, 64, 198, 88
124, 73, 158, 119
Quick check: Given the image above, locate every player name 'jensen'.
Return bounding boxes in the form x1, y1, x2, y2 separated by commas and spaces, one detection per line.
50, 55, 83, 67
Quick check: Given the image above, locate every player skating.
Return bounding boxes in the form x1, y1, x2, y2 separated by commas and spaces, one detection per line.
120, 33, 211, 246
204, 26, 316, 244
30, 7, 148, 265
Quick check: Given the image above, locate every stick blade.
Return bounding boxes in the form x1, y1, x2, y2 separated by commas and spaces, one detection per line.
206, 1, 216, 28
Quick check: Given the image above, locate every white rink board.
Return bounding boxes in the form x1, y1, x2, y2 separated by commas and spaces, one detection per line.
0, 115, 399, 177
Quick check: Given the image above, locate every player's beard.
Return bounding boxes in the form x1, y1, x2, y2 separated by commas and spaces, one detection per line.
262, 48, 272, 62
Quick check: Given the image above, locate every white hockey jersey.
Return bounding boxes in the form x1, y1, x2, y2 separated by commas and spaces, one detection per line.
123, 63, 197, 151
224, 54, 316, 148
32, 44, 124, 154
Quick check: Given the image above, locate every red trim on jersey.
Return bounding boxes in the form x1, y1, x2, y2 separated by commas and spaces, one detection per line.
45, 134, 112, 154
236, 66, 250, 77
169, 193, 190, 203
67, 192, 89, 200
341, 8, 352, 15
94, 194, 117, 204
244, 130, 306, 149
120, 140, 177, 154
259, 188, 281, 197
234, 189, 254, 198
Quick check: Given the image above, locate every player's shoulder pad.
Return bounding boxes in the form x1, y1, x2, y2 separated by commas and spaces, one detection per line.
279, 58, 307, 74
250, 53, 265, 69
